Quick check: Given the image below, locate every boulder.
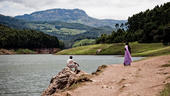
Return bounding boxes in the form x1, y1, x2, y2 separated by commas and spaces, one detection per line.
42, 67, 92, 96
96, 49, 102, 54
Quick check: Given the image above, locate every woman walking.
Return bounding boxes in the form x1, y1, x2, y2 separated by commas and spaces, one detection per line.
124, 42, 132, 66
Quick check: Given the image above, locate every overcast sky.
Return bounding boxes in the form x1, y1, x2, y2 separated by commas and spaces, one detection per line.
0, 0, 169, 20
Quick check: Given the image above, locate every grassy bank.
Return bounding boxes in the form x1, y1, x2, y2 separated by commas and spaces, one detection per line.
15, 49, 36, 54
56, 42, 170, 56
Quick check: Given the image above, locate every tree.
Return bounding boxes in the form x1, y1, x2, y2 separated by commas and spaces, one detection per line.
0, 24, 62, 49
126, 2, 170, 43
120, 23, 124, 29
115, 23, 119, 30
162, 26, 170, 45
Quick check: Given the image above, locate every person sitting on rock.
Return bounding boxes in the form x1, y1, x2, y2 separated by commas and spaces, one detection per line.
67, 56, 79, 73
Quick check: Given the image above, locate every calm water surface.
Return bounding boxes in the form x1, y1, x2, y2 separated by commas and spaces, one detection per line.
0, 55, 144, 96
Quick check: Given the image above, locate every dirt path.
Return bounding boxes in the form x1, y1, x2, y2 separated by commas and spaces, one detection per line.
69, 55, 170, 96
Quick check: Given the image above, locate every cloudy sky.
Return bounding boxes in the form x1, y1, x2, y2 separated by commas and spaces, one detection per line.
0, 0, 169, 20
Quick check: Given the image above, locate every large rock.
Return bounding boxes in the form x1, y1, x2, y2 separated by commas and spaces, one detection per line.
42, 67, 91, 96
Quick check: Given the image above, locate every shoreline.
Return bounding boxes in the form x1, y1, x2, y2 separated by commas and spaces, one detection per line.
0, 48, 61, 55
59, 55, 170, 96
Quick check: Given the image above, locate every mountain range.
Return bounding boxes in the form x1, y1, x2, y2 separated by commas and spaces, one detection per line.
0, 8, 127, 48
0, 14, 113, 48
15, 8, 126, 28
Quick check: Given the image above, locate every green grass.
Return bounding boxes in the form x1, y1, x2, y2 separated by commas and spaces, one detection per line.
57, 42, 170, 56
57, 44, 112, 55
132, 46, 170, 56
72, 39, 96, 47
15, 49, 36, 54
98, 43, 124, 55
160, 83, 170, 96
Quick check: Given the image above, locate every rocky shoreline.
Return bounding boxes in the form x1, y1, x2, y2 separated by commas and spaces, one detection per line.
0, 48, 61, 55
41, 65, 107, 96
42, 55, 170, 96
41, 67, 92, 96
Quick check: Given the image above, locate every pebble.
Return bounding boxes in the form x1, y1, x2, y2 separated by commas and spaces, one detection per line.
124, 83, 131, 87
101, 85, 112, 89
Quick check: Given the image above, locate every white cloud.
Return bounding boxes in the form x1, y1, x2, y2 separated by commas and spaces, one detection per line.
0, 0, 169, 19
0, 1, 35, 16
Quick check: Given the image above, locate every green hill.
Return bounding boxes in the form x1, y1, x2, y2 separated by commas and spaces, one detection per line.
27, 21, 101, 35
96, 2, 170, 45
27, 21, 113, 48
0, 14, 28, 29
0, 14, 113, 48
0, 24, 61, 49
56, 42, 170, 56
127, 2, 170, 44
72, 39, 96, 47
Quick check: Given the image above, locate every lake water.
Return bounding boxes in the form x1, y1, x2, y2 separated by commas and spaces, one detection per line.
0, 55, 143, 96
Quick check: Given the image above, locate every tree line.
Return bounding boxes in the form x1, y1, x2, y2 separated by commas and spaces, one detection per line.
0, 24, 64, 49
96, 2, 170, 45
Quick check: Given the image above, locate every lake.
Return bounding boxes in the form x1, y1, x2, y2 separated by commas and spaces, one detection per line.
0, 55, 143, 96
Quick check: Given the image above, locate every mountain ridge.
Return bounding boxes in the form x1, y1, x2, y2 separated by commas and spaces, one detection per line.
15, 8, 127, 28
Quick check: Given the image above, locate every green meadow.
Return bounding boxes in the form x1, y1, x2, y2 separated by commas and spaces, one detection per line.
56, 42, 170, 56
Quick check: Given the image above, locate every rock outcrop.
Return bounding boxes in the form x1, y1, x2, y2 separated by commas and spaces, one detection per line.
96, 49, 102, 54
0, 49, 15, 55
42, 67, 92, 96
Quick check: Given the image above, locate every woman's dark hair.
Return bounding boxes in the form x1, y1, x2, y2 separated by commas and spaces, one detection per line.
69, 56, 73, 59
128, 46, 131, 53
125, 42, 131, 53
125, 42, 129, 45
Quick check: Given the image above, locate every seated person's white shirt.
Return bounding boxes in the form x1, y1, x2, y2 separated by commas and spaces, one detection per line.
67, 59, 78, 69
67, 59, 74, 65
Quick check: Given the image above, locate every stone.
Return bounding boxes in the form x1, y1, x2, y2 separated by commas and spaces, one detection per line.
123, 83, 131, 87
96, 49, 102, 54
42, 67, 91, 96
66, 91, 72, 96
102, 85, 106, 88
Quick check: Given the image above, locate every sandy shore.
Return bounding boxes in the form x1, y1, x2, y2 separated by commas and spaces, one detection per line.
68, 55, 170, 96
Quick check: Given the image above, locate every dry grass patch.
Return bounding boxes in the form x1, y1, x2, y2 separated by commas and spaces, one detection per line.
160, 83, 170, 96
161, 64, 170, 67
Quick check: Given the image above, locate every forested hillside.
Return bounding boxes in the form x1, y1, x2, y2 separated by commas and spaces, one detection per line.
0, 24, 62, 49
96, 2, 170, 45
127, 2, 170, 44
0, 14, 113, 48
27, 21, 113, 47
0, 14, 28, 29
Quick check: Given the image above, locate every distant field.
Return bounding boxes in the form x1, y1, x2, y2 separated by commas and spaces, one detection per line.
56, 42, 170, 56
72, 39, 96, 47
28, 23, 87, 35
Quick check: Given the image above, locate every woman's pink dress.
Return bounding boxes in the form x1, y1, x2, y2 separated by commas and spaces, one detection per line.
124, 45, 132, 66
